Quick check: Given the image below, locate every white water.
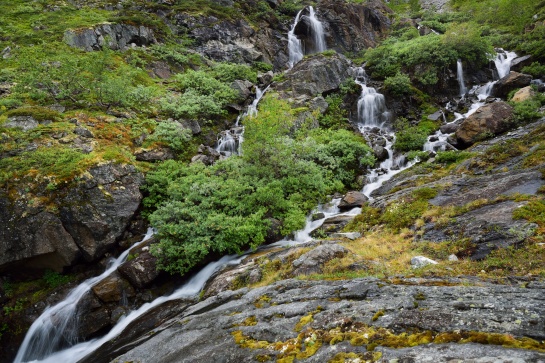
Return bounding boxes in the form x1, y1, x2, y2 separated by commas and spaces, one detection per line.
354, 67, 414, 199
423, 50, 517, 152
15, 229, 155, 363
288, 9, 304, 68
23, 253, 244, 363
308, 6, 326, 54
287, 6, 326, 68
216, 85, 269, 155
494, 50, 517, 79
457, 59, 467, 97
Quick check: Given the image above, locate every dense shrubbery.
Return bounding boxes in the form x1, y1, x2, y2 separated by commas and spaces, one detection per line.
384, 73, 412, 96
144, 97, 374, 275
393, 118, 438, 152
364, 22, 491, 86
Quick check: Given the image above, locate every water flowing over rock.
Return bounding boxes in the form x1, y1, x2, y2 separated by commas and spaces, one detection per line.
64, 24, 156, 51
456, 59, 467, 97
455, 102, 514, 148
104, 277, 545, 363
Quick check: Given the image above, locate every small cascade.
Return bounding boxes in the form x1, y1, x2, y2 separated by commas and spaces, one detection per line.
308, 6, 326, 54
494, 50, 517, 79
287, 6, 327, 68
355, 67, 390, 128
215, 85, 269, 156
288, 9, 304, 68
14, 229, 155, 363
457, 59, 467, 97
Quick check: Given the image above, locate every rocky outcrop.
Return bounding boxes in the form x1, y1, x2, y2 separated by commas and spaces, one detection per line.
0, 163, 143, 272
455, 102, 514, 148
134, 147, 174, 162
291, 244, 348, 276
191, 144, 222, 165
64, 23, 156, 51
170, 13, 287, 70
492, 71, 532, 98
276, 53, 352, 99
4, 116, 51, 131
338, 191, 368, 211
317, 0, 392, 52
97, 277, 545, 363
511, 86, 536, 102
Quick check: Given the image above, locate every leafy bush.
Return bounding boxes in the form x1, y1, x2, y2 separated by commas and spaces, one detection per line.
149, 120, 192, 152
384, 73, 412, 96
43, 270, 71, 288
435, 151, 474, 164
394, 119, 438, 152
522, 62, 545, 78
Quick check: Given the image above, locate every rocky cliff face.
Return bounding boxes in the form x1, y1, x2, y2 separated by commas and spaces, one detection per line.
0, 163, 143, 273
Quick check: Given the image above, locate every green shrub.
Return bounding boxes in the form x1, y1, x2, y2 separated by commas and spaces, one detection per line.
4, 106, 61, 122
511, 94, 545, 125
150, 120, 192, 152
521, 62, 545, 77
43, 270, 71, 288
394, 118, 438, 152
384, 73, 413, 96
435, 150, 474, 164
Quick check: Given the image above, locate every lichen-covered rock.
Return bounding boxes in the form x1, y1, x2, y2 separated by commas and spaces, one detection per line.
291, 244, 348, 276
64, 23, 156, 51
455, 102, 514, 148
410, 256, 438, 268
492, 71, 532, 98
4, 116, 50, 131
134, 147, 174, 162
101, 277, 545, 363
511, 86, 536, 103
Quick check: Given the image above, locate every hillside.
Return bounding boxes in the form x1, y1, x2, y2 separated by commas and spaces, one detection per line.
1, 0, 545, 362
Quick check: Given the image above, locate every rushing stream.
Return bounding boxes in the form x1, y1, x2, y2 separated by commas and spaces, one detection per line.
288, 6, 326, 68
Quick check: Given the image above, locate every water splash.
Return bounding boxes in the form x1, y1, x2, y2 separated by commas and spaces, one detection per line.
14, 229, 155, 363
457, 59, 467, 97
494, 50, 517, 79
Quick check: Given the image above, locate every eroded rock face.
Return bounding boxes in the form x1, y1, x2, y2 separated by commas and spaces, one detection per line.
64, 24, 156, 51
455, 102, 514, 148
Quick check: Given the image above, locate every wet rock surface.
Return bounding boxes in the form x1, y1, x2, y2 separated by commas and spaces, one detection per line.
107, 277, 545, 363
455, 101, 514, 148
492, 71, 533, 98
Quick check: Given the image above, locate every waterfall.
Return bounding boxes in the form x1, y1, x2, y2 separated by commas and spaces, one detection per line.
352, 67, 414, 198
308, 6, 326, 54
216, 85, 269, 156
288, 9, 304, 68
287, 6, 327, 68
457, 59, 467, 97
14, 229, 155, 363
494, 50, 517, 79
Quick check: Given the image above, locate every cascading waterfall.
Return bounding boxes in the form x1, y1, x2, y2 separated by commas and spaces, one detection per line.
215, 85, 269, 156
14, 229, 155, 363
308, 6, 326, 54
287, 6, 326, 68
354, 67, 413, 198
288, 9, 304, 68
457, 59, 467, 97
423, 50, 517, 152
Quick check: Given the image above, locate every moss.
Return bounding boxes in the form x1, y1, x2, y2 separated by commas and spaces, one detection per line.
253, 295, 272, 309
372, 310, 385, 322
414, 292, 426, 300
4, 106, 61, 122
233, 316, 258, 327
294, 313, 314, 332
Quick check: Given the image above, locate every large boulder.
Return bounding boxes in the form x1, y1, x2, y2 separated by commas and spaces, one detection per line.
492, 71, 532, 98
4, 116, 51, 131
64, 23, 156, 51
455, 102, 514, 148
275, 53, 352, 98
59, 163, 144, 261
338, 191, 368, 211
511, 86, 536, 103
291, 243, 348, 276
118, 252, 160, 289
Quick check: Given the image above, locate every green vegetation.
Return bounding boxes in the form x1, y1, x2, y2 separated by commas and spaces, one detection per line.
393, 118, 439, 152
145, 96, 374, 275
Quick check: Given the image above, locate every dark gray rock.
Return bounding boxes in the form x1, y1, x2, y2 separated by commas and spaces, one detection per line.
74, 126, 94, 138
59, 163, 144, 262
230, 79, 253, 100
64, 24, 156, 51
92, 272, 135, 303
181, 120, 202, 135
338, 191, 368, 211
276, 53, 352, 98
118, 252, 160, 289
492, 71, 532, 98
191, 145, 221, 165
134, 147, 174, 162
